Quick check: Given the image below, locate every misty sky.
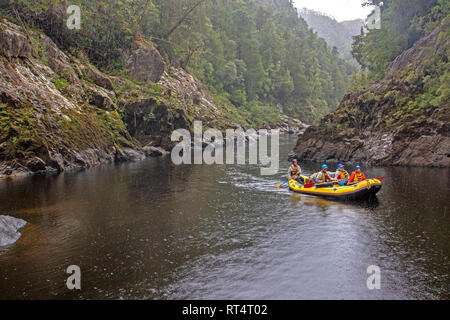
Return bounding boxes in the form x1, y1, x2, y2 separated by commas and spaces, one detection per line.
293, 0, 375, 22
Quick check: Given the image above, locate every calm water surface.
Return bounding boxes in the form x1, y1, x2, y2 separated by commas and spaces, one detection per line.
0, 136, 448, 299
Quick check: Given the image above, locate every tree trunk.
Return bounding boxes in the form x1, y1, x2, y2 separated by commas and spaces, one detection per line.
163, 0, 207, 39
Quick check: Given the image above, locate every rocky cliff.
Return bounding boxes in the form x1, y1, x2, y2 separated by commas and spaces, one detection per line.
294, 17, 450, 168
0, 20, 261, 177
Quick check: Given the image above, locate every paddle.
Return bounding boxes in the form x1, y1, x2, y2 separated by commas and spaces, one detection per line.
347, 176, 387, 186
303, 182, 333, 188
304, 180, 342, 189
276, 180, 289, 188
304, 177, 386, 189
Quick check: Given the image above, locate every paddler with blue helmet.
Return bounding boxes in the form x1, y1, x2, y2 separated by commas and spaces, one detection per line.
348, 165, 366, 185
308, 164, 333, 184
334, 164, 350, 186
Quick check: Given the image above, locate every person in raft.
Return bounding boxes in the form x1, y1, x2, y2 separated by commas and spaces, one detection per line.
334, 164, 350, 186
348, 165, 367, 185
288, 159, 302, 181
309, 164, 333, 184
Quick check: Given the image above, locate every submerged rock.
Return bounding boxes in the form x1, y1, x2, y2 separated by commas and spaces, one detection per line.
143, 145, 169, 157
0, 215, 27, 246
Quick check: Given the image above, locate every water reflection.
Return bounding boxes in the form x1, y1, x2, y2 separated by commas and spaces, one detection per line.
0, 136, 448, 299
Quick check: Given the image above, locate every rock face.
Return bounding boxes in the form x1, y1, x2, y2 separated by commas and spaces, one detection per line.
122, 38, 166, 83
294, 19, 450, 168
0, 19, 143, 177
158, 67, 243, 130
278, 115, 309, 134
0, 20, 252, 177
0, 215, 26, 246
119, 66, 244, 150
0, 21, 32, 58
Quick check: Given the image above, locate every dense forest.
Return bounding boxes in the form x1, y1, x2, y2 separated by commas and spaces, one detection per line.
0, 0, 355, 124
350, 0, 449, 91
295, 0, 449, 167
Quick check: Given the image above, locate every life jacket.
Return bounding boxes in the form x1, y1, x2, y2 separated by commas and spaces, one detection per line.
313, 171, 329, 183
291, 165, 300, 175
353, 172, 364, 182
338, 170, 349, 180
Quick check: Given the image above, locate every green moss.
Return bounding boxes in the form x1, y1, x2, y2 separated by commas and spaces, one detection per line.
93, 108, 138, 149
52, 77, 70, 91
0, 95, 142, 163
30, 35, 48, 65
114, 80, 137, 97
141, 83, 163, 98
0, 103, 46, 158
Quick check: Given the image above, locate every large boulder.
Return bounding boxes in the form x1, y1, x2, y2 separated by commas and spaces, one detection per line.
122, 38, 166, 83
24, 156, 47, 173
0, 215, 27, 246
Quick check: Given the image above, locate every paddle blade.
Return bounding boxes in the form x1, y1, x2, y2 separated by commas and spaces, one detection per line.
374, 176, 386, 180
276, 180, 289, 188
303, 183, 315, 188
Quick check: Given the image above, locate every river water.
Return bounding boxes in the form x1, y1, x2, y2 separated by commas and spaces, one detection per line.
0, 136, 448, 299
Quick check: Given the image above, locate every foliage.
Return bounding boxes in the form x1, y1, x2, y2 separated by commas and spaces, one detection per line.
1, 0, 356, 124
51, 77, 69, 91
351, 0, 449, 86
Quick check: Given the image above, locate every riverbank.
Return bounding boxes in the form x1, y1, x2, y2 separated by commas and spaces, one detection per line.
0, 124, 302, 179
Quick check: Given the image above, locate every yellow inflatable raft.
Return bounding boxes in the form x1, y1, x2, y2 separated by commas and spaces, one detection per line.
289, 176, 382, 201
